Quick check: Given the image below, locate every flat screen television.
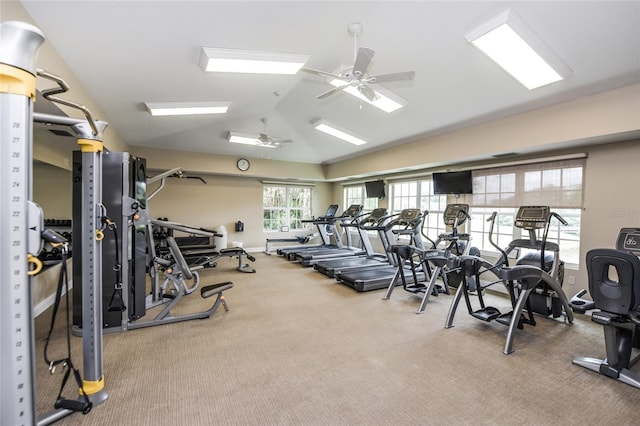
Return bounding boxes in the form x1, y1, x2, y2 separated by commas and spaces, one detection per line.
433, 171, 473, 195
365, 180, 386, 198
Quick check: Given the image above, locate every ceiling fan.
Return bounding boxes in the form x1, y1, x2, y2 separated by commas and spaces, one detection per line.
301, 23, 415, 103
227, 118, 293, 148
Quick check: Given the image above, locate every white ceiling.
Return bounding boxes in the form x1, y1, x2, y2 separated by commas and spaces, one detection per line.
20, 1, 640, 165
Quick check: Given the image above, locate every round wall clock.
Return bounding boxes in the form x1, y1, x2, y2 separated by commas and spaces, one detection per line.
237, 158, 250, 171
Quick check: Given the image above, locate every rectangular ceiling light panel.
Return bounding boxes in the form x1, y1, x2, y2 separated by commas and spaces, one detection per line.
227, 131, 276, 148
312, 119, 367, 146
465, 9, 571, 90
200, 47, 309, 74
145, 101, 230, 116
328, 78, 407, 113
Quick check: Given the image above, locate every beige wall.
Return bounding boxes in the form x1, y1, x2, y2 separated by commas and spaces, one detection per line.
33, 162, 72, 218
131, 146, 326, 181
575, 139, 640, 292
326, 83, 640, 181
147, 173, 334, 250
31, 137, 640, 306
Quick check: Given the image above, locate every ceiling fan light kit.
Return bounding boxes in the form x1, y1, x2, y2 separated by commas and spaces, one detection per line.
199, 47, 309, 74
465, 9, 572, 90
302, 23, 415, 113
328, 76, 408, 113
227, 118, 292, 148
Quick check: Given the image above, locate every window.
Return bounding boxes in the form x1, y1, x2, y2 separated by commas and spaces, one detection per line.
343, 185, 379, 212
389, 179, 447, 241
465, 158, 584, 265
263, 185, 312, 232
343, 185, 379, 239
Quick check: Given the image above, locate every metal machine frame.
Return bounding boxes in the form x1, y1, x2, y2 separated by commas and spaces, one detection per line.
445, 206, 574, 354
1, 20, 107, 425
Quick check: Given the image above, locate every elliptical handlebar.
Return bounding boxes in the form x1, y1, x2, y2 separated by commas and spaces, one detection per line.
551, 212, 569, 226
420, 210, 437, 249
487, 211, 509, 267
539, 210, 567, 272
451, 209, 470, 237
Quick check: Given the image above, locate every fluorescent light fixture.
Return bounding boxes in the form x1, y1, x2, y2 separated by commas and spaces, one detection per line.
311, 119, 367, 146
328, 78, 408, 113
465, 9, 571, 90
227, 131, 276, 148
199, 47, 309, 74
145, 101, 230, 116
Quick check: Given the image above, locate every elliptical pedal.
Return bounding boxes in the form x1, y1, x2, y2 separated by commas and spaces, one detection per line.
495, 311, 513, 326
495, 311, 532, 328
435, 284, 447, 295
470, 306, 501, 322
405, 284, 427, 294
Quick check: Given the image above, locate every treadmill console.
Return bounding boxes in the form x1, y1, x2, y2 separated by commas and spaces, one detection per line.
324, 204, 339, 218
368, 208, 387, 221
398, 209, 421, 223
515, 206, 550, 230
616, 228, 640, 255
443, 204, 469, 227
343, 204, 364, 217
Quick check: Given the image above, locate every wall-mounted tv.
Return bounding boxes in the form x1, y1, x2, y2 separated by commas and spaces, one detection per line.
433, 171, 473, 194
365, 180, 386, 198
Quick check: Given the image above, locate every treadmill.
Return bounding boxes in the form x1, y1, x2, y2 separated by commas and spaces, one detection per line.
314, 208, 395, 278
296, 204, 365, 266
337, 209, 428, 292
277, 204, 339, 259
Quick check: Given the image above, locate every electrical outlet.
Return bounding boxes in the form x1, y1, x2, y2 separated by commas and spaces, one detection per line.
567, 275, 576, 285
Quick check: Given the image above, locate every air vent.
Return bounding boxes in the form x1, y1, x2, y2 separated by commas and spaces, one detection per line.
493, 152, 518, 158
48, 129, 74, 137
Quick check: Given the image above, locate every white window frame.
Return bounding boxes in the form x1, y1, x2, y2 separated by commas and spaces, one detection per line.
465, 158, 584, 267
388, 179, 447, 243
263, 185, 312, 232
343, 185, 379, 238
343, 184, 379, 213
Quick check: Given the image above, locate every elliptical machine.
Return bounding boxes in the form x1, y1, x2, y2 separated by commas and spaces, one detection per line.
383, 204, 475, 314
445, 206, 574, 354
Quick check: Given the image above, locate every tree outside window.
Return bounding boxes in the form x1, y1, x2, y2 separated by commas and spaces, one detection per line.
263, 186, 312, 232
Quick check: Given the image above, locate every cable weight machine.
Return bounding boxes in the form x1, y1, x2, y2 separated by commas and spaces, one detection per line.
1, 20, 108, 424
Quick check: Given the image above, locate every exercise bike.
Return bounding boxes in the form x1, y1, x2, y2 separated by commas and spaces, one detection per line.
445, 206, 574, 354
570, 228, 640, 388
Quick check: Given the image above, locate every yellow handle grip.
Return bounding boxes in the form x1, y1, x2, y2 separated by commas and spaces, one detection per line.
27, 254, 43, 276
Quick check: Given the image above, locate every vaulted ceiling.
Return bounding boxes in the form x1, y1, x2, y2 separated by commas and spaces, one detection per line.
21, 1, 640, 164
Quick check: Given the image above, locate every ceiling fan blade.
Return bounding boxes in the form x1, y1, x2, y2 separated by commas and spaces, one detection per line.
316, 84, 349, 99
300, 67, 346, 80
358, 84, 377, 102
352, 47, 375, 78
367, 70, 415, 84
